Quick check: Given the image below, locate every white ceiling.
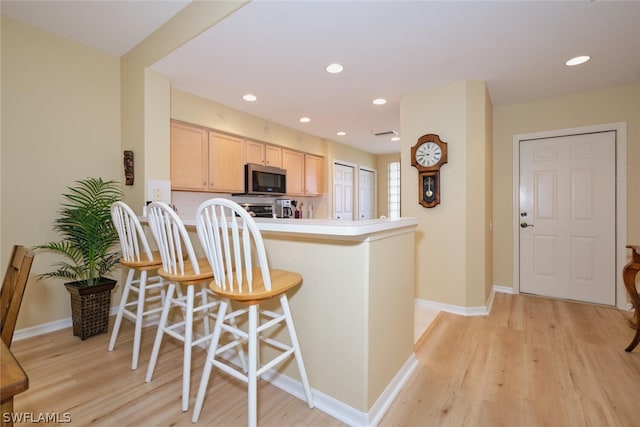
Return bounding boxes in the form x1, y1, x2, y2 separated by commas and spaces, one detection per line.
3, 1, 639, 154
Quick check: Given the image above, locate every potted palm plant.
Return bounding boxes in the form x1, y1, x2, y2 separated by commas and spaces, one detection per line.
36, 177, 122, 339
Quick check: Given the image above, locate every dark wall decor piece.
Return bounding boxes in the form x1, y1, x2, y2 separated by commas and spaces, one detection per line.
410, 133, 448, 208
124, 150, 134, 185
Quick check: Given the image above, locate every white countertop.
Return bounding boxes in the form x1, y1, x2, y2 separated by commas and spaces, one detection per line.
177, 216, 418, 238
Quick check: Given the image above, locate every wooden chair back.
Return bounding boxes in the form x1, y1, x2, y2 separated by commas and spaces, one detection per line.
196, 198, 270, 293
111, 201, 156, 265
0, 245, 35, 347
146, 202, 200, 278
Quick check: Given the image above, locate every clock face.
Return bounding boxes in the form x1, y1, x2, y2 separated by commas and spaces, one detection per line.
415, 142, 442, 167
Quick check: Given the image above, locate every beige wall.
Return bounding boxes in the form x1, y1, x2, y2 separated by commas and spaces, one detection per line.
1, 17, 121, 328
261, 228, 415, 412
145, 70, 172, 182
493, 82, 640, 289
401, 81, 492, 307
464, 82, 493, 305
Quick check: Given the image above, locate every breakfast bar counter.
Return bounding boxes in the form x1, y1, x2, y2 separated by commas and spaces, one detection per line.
180, 216, 417, 238
178, 216, 419, 425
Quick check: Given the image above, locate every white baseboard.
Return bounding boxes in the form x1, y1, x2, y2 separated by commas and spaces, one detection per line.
262, 352, 418, 427
13, 305, 122, 341
493, 285, 515, 294
12, 317, 73, 341
366, 353, 419, 426
415, 284, 514, 318
415, 297, 489, 316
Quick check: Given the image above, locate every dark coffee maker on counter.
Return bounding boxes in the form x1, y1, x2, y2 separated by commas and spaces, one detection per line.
275, 199, 293, 218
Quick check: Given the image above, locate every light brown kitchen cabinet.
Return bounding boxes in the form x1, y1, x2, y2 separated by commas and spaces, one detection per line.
172, 121, 324, 196
170, 122, 209, 191
304, 154, 323, 195
170, 122, 244, 193
282, 149, 305, 195
245, 140, 265, 165
208, 131, 244, 193
265, 144, 282, 167
246, 140, 282, 167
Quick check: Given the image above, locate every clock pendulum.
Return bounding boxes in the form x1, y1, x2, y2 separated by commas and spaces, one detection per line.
425, 176, 433, 198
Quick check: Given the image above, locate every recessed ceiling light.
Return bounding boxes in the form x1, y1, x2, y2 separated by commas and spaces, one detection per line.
391, 136, 400, 142
372, 98, 387, 105
337, 131, 346, 136
299, 117, 311, 123
243, 94, 257, 101
326, 63, 343, 74
565, 55, 590, 66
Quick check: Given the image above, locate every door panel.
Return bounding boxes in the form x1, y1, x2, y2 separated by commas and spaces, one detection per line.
519, 131, 616, 305
358, 168, 375, 220
333, 163, 354, 220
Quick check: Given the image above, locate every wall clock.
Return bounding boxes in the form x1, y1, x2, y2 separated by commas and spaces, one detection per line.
411, 134, 448, 208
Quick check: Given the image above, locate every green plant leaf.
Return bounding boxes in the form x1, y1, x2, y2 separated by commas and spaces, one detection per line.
35, 177, 123, 287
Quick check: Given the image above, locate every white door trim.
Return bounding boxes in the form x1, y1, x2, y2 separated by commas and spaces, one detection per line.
512, 122, 627, 309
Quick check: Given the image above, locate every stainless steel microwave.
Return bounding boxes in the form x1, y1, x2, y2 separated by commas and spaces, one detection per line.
244, 163, 287, 196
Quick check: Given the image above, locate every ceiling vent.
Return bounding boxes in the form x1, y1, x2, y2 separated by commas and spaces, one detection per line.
372, 130, 398, 137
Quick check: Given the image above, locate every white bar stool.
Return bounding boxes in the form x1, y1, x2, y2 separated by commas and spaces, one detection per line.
109, 201, 166, 370
144, 201, 220, 412
192, 198, 314, 426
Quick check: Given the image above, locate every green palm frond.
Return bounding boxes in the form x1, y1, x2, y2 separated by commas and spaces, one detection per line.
35, 177, 123, 287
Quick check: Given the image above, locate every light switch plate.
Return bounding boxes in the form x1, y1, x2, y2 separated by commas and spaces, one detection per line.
147, 179, 171, 204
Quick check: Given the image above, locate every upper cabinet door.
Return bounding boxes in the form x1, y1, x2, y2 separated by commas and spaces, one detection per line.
265, 144, 282, 168
282, 149, 305, 195
246, 140, 282, 168
246, 140, 265, 165
304, 154, 323, 195
208, 131, 245, 193
170, 122, 209, 191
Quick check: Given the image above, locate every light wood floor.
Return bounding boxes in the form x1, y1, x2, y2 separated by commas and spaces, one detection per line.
10, 293, 639, 426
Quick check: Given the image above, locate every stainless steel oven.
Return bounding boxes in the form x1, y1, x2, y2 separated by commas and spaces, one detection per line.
239, 203, 275, 218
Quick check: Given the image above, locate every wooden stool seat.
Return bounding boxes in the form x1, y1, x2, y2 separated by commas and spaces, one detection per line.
157, 258, 212, 285
210, 268, 302, 304
119, 250, 163, 269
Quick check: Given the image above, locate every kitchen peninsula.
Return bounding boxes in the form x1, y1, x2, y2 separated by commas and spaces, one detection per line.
180, 216, 418, 425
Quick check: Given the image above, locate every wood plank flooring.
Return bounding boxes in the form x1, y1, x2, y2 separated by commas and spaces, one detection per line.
9, 293, 639, 426
382, 293, 640, 427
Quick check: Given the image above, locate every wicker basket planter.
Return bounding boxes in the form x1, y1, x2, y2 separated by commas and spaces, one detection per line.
64, 278, 117, 340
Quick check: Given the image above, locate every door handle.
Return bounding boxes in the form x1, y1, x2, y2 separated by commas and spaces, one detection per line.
520, 222, 534, 228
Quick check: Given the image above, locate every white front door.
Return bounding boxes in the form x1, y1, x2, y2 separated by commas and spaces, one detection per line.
519, 131, 616, 305
358, 168, 375, 220
333, 163, 354, 220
